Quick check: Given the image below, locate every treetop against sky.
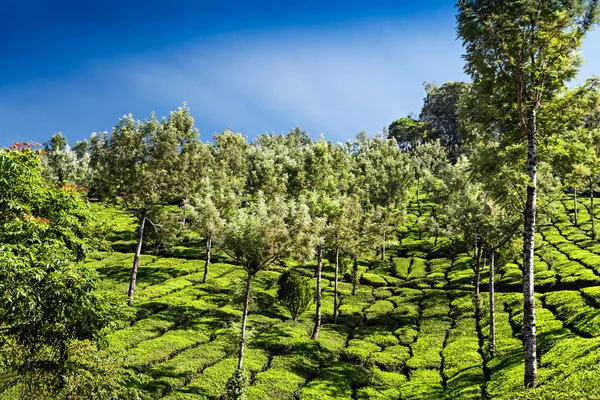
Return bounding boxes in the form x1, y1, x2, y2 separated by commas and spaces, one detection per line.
1, 0, 599, 148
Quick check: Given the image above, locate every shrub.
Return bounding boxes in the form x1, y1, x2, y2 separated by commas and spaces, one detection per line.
369, 345, 410, 371
277, 270, 314, 321
246, 368, 305, 400
345, 339, 381, 365
225, 368, 247, 400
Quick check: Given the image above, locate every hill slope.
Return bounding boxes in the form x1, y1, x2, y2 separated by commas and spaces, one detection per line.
88, 194, 600, 399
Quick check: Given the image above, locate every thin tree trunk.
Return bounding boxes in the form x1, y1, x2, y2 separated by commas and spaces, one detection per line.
489, 247, 496, 358
382, 232, 386, 261
416, 174, 421, 212
475, 240, 483, 297
334, 246, 339, 324
203, 235, 212, 283
182, 195, 188, 229
523, 127, 538, 389
238, 271, 253, 370
311, 244, 323, 340
128, 213, 146, 306
574, 187, 578, 227
352, 255, 358, 296
591, 182, 595, 239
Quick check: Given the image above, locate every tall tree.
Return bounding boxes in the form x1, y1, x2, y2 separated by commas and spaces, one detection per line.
188, 179, 224, 283
91, 106, 200, 305
419, 81, 469, 159
301, 137, 337, 340
353, 134, 413, 261
220, 196, 311, 395
457, 0, 599, 388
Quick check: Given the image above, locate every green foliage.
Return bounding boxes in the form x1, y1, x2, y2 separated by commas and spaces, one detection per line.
225, 368, 248, 400
277, 270, 314, 321
0, 146, 126, 397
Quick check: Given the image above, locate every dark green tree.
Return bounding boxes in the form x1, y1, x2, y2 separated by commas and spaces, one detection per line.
0, 144, 125, 397
419, 81, 469, 159
277, 270, 314, 321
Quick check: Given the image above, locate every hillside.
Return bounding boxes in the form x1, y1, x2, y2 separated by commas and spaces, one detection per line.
87, 192, 600, 400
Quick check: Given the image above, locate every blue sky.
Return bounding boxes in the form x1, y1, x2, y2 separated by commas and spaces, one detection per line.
1, 1, 599, 147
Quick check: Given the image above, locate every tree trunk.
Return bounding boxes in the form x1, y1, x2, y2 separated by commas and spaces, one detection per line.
128, 213, 146, 306
591, 182, 595, 239
334, 246, 339, 324
203, 236, 212, 283
311, 244, 323, 340
182, 195, 188, 229
574, 187, 578, 227
416, 174, 421, 212
381, 232, 386, 261
475, 240, 483, 297
489, 247, 496, 358
352, 255, 359, 296
523, 128, 538, 389
237, 271, 253, 370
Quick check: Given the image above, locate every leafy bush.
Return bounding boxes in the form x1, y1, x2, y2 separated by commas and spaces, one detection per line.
277, 270, 314, 321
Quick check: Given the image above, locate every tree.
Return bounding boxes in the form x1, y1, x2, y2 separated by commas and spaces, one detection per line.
220, 196, 311, 390
387, 115, 425, 151
91, 106, 200, 305
300, 137, 338, 340
0, 144, 124, 396
419, 81, 469, 159
188, 182, 224, 283
277, 270, 313, 321
212, 129, 249, 217
353, 134, 413, 261
42, 133, 92, 188
457, 0, 599, 388
411, 140, 447, 211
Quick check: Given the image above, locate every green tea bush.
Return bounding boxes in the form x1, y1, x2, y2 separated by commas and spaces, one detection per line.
392, 258, 411, 279
355, 385, 400, 400
373, 287, 393, 299
421, 290, 451, 319
581, 286, 600, 305
361, 273, 387, 287
182, 348, 269, 399
370, 365, 407, 388
394, 326, 418, 346
124, 328, 210, 370
406, 318, 451, 370
545, 291, 600, 337
345, 339, 381, 365
316, 324, 349, 356
369, 345, 410, 371
408, 258, 427, 281
107, 315, 175, 353
298, 362, 369, 400
401, 369, 443, 400
245, 368, 305, 400
365, 300, 394, 322
356, 326, 399, 348
148, 339, 228, 392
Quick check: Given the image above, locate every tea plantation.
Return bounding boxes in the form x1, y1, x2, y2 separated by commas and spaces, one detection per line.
88, 194, 600, 399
